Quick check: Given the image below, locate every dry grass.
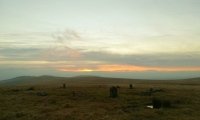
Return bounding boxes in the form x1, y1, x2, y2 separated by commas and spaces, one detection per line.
0, 78, 200, 120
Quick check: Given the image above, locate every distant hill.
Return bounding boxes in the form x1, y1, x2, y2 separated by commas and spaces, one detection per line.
0, 75, 137, 86
7, 76, 36, 80
72, 75, 101, 78
0, 76, 65, 86
0, 75, 199, 86
0, 76, 35, 85
184, 77, 200, 80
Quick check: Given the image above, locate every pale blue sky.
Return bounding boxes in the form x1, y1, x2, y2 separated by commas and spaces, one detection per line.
0, 0, 200, 80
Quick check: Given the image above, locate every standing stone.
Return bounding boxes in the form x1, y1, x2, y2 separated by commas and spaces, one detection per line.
110, 86, 118, 98
152, 97, 162, 108
63, 84, 66, 88
129, 84, 133, 89
72, 91, 75, 97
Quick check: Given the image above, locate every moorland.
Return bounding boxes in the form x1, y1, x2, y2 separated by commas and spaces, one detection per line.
0, 76, 200, 120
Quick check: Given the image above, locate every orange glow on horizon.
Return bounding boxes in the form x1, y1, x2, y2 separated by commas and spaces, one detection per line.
58, 65, 200, 72
58, 68, 93, 72
98, 65, 200, 72
80, 69, 93, 72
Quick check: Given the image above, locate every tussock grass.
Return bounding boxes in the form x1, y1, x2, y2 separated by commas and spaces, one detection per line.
0, 79, 200, 120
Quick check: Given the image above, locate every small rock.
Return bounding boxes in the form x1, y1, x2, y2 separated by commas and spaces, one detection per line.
37, 92, 47, 96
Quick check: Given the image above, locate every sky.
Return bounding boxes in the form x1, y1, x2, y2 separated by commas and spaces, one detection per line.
0, 0, 200, 80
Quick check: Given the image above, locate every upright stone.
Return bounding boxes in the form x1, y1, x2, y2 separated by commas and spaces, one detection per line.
152, 97, 162, 109
110, 86, 118, 98
129, 84, 133, 89
63, 84, 66, 88
72, 91, 75, 97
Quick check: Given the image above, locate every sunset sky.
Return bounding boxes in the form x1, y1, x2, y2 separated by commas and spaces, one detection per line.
0, 0, 200, 80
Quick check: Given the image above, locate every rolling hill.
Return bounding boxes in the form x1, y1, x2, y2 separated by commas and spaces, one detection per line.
0, 75, 199, 86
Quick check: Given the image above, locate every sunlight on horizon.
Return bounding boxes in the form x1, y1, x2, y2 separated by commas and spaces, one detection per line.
58, 65, 200, 72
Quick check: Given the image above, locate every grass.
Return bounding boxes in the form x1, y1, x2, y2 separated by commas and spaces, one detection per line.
0, 78, 200, 120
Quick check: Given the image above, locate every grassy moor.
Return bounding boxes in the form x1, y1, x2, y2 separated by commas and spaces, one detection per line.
0, 76, 200, 120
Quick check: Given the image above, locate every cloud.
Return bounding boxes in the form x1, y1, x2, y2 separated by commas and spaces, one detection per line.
1, 28, 200, 74
81, 51, 200, 67
0, 48, 43, 60
55, 51, 200, 72
0, 32, 52, 50
40, 46, 81, 61
1, 46, 200, 69
41, 29, 83, 59
52, 29, 82, 43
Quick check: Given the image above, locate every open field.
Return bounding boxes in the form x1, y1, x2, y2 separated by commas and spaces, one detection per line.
0, 77, 200, 120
